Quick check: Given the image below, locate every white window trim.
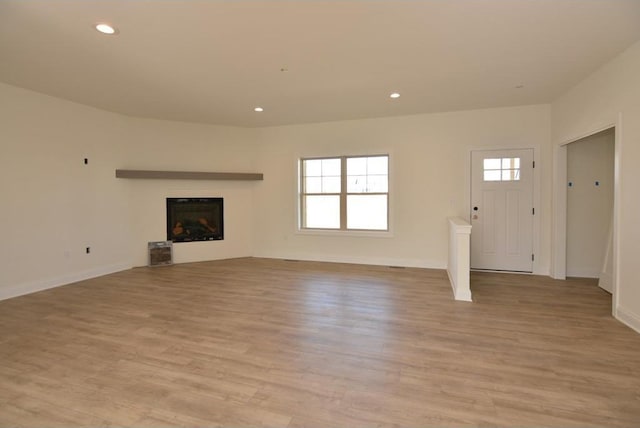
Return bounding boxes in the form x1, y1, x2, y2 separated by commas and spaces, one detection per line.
295, 228, 394, 238
297, 153, 393, 236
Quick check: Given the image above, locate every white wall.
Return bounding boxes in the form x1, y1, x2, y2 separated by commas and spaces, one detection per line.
0, 83, 554, 301
252, 105, 552, 273
0, 83, 260, 299
122, 118, 258, 266
552, 39, 640, 332
566, 128, 614, 278
0, 83, 131, 299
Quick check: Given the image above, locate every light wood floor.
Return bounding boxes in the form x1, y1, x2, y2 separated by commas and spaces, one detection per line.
1, 258, 639, 427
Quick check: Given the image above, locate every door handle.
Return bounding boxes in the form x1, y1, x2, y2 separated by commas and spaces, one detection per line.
473, 207, 478, 211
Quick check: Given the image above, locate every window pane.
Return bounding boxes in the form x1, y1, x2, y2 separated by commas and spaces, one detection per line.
347, 157, 367, 175
367, 156, 388, 175
304, 159, 322, 177
347, 175, 367, 193
366, 175, 388, 193
322, 176, 341, 193
322, 158, 341, 176
305, 177, 321, 193
502, 169, 520, 181
483, 158, 501, 169
484, 170, 501, 181
347, 175, 388, 193
502, 157, 520, 169
347, 156, 388, 193
347, 195, 387, 230
301, 155, 389, 232
305, 195, 340, 229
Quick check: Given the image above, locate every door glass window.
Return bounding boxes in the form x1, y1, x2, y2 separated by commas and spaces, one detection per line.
483, 157, 521, 181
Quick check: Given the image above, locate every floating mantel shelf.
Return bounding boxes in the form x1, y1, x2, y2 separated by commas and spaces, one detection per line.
115, 169, 263, 181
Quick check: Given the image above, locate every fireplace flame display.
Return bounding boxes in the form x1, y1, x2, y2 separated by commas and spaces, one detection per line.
166, 198, 223, 242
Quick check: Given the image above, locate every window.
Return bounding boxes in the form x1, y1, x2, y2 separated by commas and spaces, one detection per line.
300, 155, 389, 231
483, 157, 520, 181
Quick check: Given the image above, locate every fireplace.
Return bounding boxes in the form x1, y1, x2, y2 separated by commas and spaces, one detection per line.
166, 198, 224, 242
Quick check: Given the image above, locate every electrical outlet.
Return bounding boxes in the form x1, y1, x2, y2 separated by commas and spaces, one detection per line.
86, 247, 90, 254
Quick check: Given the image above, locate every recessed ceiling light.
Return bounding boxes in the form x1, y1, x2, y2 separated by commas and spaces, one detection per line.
390, 92, 401, 99
254, 107, 264, 112
95, 23, 118, 35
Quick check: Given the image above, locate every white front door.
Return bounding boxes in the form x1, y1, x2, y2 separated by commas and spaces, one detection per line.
471, 149, 534, 272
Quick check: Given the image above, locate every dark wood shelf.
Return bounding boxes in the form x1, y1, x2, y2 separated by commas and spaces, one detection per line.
115, 169, 263, 181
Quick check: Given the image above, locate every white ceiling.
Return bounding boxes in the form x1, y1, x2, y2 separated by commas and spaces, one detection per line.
1, 1, 640, 127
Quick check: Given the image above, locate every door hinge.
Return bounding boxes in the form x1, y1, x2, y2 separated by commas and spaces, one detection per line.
532, 207, 535, 215
533, 161, 535, 168
532, 254, 535, 262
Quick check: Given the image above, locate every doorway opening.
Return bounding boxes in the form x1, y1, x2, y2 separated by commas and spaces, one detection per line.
552, 123, 619, 316
566, 128, 615, 293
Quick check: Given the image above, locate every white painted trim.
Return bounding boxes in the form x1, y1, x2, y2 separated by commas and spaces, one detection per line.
292, 148, 396, 238
295, 229, 394, 238
252, 251, 444, 269
611, 114, 623, 319
447, 217, 473, 302
558, 124, 618, 147
551, 144, 567, 279
551, 117, 621, 320
565, 268, 601, 279
446, 270, 472, 301
0, 262, 131, 301
470, 269, 532, 275
616, 306, 640, 334
598, 271, 613, 293
468, 147, 538, 274
531, 146, 544, 276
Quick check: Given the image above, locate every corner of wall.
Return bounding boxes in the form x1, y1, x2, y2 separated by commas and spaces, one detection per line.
615, 305, 640, 334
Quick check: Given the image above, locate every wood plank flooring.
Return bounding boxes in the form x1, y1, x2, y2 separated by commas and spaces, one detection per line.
1, 257, 639, 427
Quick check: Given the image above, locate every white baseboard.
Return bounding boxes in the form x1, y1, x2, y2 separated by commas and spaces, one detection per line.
253, 251, 445, 270
616, 306, 640, 334
0, 262, 131, 301
446, 269, 472, 302
533, 264, 550, 276
566, 267, 600, 278
598, 272, 613, 293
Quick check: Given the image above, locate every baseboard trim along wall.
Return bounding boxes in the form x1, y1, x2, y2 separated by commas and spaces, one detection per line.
254, 252, 446, 270
0, 262, 132, 301
616, 305, 640, 334
566, 268, 601, 278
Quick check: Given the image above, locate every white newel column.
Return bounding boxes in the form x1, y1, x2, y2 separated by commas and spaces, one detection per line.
447, 217, 472, 302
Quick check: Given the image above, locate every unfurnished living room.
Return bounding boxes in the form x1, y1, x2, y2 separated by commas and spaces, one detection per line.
1, 1, 640, 427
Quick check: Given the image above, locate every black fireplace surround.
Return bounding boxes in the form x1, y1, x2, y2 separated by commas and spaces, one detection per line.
166, 198, 224, 242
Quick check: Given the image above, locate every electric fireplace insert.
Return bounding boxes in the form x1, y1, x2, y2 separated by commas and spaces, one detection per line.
166, 198, 224, 242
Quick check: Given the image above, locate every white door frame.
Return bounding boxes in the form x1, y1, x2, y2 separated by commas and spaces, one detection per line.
470, 149, 534, 272
551, 116, 621, 318
467, 146, 542, 274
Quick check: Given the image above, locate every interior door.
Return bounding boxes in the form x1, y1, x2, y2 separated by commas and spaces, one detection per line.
471, 149, 534, 272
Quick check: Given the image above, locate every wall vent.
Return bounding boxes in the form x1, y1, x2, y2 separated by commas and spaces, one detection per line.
148, 241, 173, 267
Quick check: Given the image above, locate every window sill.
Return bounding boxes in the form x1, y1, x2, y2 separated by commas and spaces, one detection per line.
295, 228, 394, 238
